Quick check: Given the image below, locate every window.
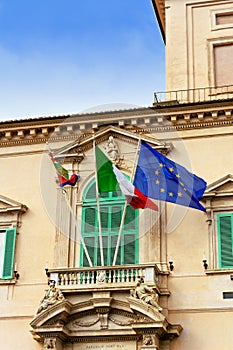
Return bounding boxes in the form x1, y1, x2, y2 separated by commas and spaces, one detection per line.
0, 228, 16, 279
214, 44, 233, 87
211, 9, 233, 30
216, 13, 233, 26
80, 179, 138, 267
217, 213, 233, 268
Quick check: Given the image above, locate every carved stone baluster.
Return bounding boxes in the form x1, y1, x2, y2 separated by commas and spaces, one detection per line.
64, 273, 68, 286
112, 269, 117, 283
59, 273, 64, 286
125, 268, 130, 282
73, 271, 77, 284
77, 271, 81, 285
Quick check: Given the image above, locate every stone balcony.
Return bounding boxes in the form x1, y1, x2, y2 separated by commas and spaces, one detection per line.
47, 263, 169, 294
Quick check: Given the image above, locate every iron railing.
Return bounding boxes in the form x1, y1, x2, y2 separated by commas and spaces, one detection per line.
154, 84, 233, 105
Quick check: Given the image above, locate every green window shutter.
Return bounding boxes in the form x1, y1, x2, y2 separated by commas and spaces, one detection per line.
84, 207, 96, 233
85, 183, 96, 200
124, 234, 136, 265
100, 207, 109, 232
111, 205, 122, 231
218, 214, 233, 268
81, 178, 139, 267
110, 235, 121, 266
124, 205, 136, 231
82, 237, 95, 267
2, 228, 16, 279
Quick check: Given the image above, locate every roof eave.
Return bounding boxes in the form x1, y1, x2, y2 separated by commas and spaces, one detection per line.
151, 0, 166, 44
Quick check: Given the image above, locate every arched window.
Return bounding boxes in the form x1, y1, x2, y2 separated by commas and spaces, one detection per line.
80, 179, 139, 267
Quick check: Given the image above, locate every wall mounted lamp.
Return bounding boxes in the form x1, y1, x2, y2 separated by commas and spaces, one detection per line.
45, 261, 50, 277
202, 258, 208, 269
14, 263, 20, 280
202, 253, 208, 269
169, 256, 174, 271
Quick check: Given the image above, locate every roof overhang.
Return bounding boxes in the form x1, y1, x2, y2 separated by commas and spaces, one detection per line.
151, 0, 165, 43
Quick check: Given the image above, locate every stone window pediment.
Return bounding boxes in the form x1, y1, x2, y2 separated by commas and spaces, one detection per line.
203, 174, 233, 212
202, 175, 233, 270
53, 125, 171, 163
0, 195, 27, 227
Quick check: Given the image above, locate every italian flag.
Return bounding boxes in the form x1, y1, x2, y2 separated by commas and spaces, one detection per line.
95, 145, 158, 211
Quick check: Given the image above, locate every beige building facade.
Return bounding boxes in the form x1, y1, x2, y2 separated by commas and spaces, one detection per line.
1, 1, 233, 349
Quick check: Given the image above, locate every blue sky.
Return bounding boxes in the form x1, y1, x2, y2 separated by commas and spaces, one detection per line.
0, 1, 165, 120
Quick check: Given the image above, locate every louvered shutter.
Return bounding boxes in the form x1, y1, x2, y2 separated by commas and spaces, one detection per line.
110, 235, 121, 266
124, 205, 136, 231
218, 214, 233, 268
100, 207, 108, 232
2, 228, 16, 279
82, 237, 95, 267
111, 205, 122, 231
124, 234, 136, 265
84, 207, 96, 233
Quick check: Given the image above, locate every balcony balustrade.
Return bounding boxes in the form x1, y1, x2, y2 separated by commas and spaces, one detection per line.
48, 263, 162, 292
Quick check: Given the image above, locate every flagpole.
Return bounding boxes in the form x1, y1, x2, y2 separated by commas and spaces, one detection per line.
112, 138, 141, 266
46, 143, 93, 267
93, 139, 105, 267
61, 189, 93, 267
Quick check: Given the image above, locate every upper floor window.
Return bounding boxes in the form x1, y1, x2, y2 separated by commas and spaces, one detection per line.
211, 8, 233, 30
0, 195, 27, 281
80, 179, 138, 267
214, 44, 233, 87
216, 12, 233, 26
203, 175, 233, 270
0, 228, 16, 279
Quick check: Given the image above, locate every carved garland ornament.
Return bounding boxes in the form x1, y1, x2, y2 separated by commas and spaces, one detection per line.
72, 316, 99, 328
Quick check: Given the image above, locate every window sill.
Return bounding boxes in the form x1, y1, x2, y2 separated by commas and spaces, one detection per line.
0, 279, 16, 285
205, 268, 233, 275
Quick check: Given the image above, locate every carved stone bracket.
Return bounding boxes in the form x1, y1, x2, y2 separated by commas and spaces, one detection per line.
141, 334, 160, 349
43, 338, 63, 350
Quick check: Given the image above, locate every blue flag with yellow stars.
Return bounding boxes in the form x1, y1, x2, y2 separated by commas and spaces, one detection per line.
133, 141, 207, 212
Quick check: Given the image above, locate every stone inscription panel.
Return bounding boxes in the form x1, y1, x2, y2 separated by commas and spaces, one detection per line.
72, 341, 136, 350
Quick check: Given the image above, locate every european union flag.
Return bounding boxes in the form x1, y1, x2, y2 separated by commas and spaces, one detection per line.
133, 141, 207, 212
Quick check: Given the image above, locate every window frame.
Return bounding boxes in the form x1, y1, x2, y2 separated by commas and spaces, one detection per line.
0, 227, 17, 280
217, 213, 233, 269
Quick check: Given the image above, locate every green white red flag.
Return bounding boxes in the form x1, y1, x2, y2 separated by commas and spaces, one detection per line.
95, 144, 158, 211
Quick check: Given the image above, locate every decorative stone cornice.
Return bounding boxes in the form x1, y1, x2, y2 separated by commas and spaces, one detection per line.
30, 293, 182, 346
0, 100, 232, 147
